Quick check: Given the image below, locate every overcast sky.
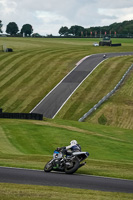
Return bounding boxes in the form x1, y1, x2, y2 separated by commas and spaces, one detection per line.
0, 0, 133, 35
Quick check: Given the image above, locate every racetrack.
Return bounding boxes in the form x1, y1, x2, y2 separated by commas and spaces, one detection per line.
0, 167, 133, 193
30, 52, 133, 118
2, 52, 133, 193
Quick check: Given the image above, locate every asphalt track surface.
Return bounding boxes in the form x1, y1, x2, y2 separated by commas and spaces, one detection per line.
0, 167, 133, 193
30, 52, 133, 118
3, 52, 132, 193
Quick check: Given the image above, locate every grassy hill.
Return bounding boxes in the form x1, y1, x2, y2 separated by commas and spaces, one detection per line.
0, 37, 133, 169
0, 37, 133, 130
0, 38, 90, 113
0, 119, 133, 199
0, 118, 133, 180
0, 37, 133, 198
86, 61, 133, 129
57, 56, 133, 129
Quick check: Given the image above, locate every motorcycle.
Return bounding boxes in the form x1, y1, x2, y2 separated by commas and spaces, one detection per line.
44, 149, 89, 174
103, 54, 107, 58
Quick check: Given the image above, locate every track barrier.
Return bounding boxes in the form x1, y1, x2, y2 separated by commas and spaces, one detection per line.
0, 109, 43, 120
79, 63, 133, 122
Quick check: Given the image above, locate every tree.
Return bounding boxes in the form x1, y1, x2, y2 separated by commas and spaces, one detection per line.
0, 20, 3, 33
21, 24, 33, 36
69, 25, 85, 37
59, 20, 133, 38
59, 26, 69, 36
6, 22, 19, 35
32, 33, 41, 37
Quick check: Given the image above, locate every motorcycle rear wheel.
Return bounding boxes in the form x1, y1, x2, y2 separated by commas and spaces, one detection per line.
44, 160, 53, 172
65, 158, 80, 174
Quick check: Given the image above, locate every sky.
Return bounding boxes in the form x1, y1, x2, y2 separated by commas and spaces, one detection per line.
0, 0, 133, 35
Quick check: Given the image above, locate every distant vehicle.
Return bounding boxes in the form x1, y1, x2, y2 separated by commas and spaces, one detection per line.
93, 42, 99, 46
99, 36, 112, 46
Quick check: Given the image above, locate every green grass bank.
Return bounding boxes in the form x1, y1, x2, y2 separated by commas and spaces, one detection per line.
0, 118, 133, 180
0, 183, 133, 200
0, 37, 133, 197
0, 37, 133, 129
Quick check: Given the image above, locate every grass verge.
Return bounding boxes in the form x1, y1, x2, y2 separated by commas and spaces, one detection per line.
0, 38, 133, 127
0, 183, 133, 200
56, 56, 133, 128
0, 118, 133, 180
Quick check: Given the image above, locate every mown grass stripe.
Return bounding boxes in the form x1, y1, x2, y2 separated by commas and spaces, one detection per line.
0, 52, 28, 76
0, 37, 133, 129
1, 51, 87, 112
0, 49, 77, 94
0, 52, 45, 90
0, 49, 65, 83
0, 49, 77, 109
0, 54, 38, 86
56, 56, 133, 121
18, 51, 89, 112
0, 48, 68, 86
85, 58, 133, 128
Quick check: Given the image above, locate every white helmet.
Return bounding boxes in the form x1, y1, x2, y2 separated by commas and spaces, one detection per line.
70, 140, 77, 145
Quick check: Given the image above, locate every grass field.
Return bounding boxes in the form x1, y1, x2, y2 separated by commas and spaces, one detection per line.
0, 118, 133, 180
0, 37, 133, 129
0, 37, 133, 198
86, 66, 133, 129
1, 183, 133, 200
56, 56, 133, 126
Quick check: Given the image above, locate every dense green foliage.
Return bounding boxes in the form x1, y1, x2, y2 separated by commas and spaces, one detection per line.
88, 20, 133, 37
59, 20, 133, 37
0, 21, 33, 36
59, 26, 69, 36
6, 22, 19, 35
21, 24, 33, 36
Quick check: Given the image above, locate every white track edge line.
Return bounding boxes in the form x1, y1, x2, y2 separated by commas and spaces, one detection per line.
52, 59, 106, 118
30, 52, 133, 115
52, 53, 133, 118
30, 55, 91, 113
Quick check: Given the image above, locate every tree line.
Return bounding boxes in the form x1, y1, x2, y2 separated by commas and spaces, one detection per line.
0, 20, 33, 36
59, 20, 133, 37
0, 19, 133, 37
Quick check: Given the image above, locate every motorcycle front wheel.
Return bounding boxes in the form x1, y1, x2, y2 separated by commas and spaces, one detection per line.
65, 158, 80, 174
44, 160, 53, 172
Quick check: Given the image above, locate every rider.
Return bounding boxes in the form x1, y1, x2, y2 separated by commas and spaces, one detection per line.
66, 140, 81, 152
57, 140, 81, 156
103, 54, 107, 58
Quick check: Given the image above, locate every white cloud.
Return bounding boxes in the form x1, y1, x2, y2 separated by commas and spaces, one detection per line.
98, 7, 133, 26
35, 11, 71, 35
36, 11, 69, 24
0, 0, 133, 35
0, 0, 17, 14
